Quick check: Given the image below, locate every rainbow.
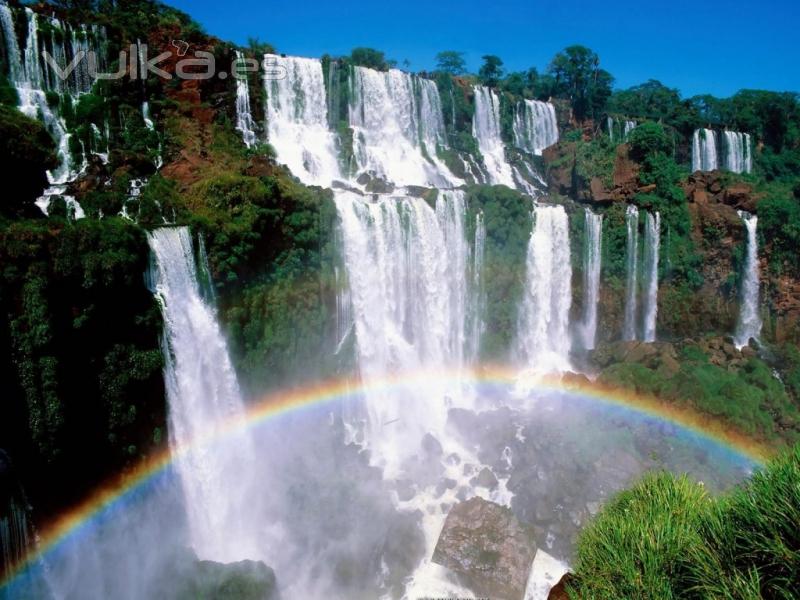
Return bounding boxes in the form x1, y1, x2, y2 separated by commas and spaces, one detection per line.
1, 366, 772, 587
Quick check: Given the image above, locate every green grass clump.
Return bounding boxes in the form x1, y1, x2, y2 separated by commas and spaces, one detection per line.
571, 472, 710, 599
568, 446, 800, 599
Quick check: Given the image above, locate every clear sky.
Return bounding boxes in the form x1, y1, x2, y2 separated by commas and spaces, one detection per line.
166, 0, 800, 98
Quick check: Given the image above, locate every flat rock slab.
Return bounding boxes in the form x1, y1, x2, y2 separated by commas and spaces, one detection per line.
433, 497, 537, 600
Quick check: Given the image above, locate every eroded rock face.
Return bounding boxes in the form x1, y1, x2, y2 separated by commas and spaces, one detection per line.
432, 497, 536, 600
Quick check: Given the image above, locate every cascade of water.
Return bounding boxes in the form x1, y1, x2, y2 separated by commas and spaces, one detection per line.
642, 211, 660, 343
735, 211, 762, 349
0, 3, 22, 83
580, 209, 603, 350
233, 50, 256, 147
472, 85, 515, 187
264, 54, 342, 186
147, 227, 260, 563
692, 128, 718, 172
142, 101, 154, 130
623, 205, 640, 341
512, 99, 559, 156
723, 131, 753, 174
607, 117, 636, 143
623, 119, 636, 140
469, 211, 486, 362
348, 67, 459, 188
334, 190, 476, 472
515, 204, 573, 373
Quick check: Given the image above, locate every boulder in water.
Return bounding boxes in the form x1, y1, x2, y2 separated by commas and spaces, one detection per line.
432, 497, 536, 600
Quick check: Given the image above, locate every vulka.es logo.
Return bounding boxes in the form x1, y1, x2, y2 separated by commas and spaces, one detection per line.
41, 42, 287, 82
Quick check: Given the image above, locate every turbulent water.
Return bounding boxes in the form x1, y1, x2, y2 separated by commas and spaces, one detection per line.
513, 99, 559, 155
642, 212, 661, 343
472, 85, 516, 187
516, 205, 573, 373
735, 211, 762, 348
580, 209, 603, 350
147, 227, 260, 563
623, 205, 640, 341
264, 54, 342, 186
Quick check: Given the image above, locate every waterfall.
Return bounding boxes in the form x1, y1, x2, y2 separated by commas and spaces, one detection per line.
264, 54, 342, 186
512, 99, 559, 155
515, 204, 573, 373
0, 4, 106, 206
607, 117, 636, 143
623, 205, 640, 341
692, 128, 719, 172
472, 85, 515, 187
469, 211, 486, 361
142, 101, 154, 131
580, 209, 603, 350
334, 190, 477, 472
723, 131, 753, 174
147, 227, 260, 563
233, 50, 257, 148
642, 212, 660, 343
348, 67, 459, 188
735, 211, 762, 349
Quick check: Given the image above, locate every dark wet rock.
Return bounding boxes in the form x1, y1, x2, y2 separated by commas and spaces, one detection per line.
421, 433, 443, 458
394, 479, 416, 502
433, 497, 536, 600
471, 467, 499, 491
155, 548, 279, 600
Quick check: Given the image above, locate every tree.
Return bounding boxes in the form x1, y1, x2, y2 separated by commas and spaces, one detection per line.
435, 51, 466, 75
350, 47, 390, 71
478, 55, 504, 88
548, 45, 613, 121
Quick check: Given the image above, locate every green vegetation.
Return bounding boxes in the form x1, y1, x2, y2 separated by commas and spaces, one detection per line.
548, 45, 613, 122
568, 445, 800, 599
435, 51, 466, 76
598, 343, 800, 446
465, 185, 532, 360
0, 105, 58, 216
478, 55, 504, 88
0, 217, 164, 511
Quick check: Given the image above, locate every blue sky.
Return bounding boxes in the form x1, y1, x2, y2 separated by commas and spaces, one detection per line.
168, 0, 800, 97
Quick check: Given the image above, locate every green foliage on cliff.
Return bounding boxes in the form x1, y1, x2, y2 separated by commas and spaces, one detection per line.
598, 346, 800, 446
0, 105, 58, 215
757, 184, 800, 277
0, 217, 164, 510
569, 445, 800, 599
349, 47, 392, 71
465, 185, 532, 360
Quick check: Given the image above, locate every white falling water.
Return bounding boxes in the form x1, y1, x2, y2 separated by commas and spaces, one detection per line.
513, 99, 559, 155
472, 85, 515, 187
723, 131, 753, 174
607, 117, 636, 143
1, 4, 105, 208
735, 211, 762, 349
334, 190, 476, 473
692, 128, 719, 172
142, 101, 154, 130
470, 211, 486, 362
147, 227, 260, 564
348, 67, 459, 188
515, 204, 573, 373
623, 205, 640, 341
264, 54, 342, 186
580, 209, 603, 350
642, 212, 660, 343
233, 50, 257, 148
